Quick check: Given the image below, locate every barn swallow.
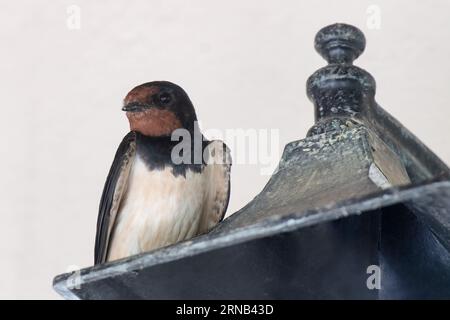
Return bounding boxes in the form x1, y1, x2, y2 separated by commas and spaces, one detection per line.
94, 81, 231, 264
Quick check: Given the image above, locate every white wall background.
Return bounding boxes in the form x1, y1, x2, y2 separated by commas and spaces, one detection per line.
0, 0, 449, 299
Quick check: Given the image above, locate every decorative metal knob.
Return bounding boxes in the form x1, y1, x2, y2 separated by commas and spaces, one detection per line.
315, 23, 366, 64
307, 23, 376, 135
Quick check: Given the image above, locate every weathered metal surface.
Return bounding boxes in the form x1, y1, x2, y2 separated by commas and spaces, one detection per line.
53, 23, 450, 300
212, 125, 410, 232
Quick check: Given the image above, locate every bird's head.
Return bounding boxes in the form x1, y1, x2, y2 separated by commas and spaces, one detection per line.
122, 81, 197, 137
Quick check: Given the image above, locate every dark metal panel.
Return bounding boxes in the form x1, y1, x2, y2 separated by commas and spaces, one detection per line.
73, 211, 381, 300
380, 204, 450, 299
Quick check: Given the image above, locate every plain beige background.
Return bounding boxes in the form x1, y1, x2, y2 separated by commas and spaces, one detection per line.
0, 0, 449, 299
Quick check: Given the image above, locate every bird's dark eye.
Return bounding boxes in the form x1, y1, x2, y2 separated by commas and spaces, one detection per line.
158, 92, 172, 105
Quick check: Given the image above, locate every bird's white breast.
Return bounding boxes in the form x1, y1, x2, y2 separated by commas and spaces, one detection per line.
107, 155, 208, 261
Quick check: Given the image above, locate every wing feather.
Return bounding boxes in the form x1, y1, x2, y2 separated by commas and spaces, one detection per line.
200, 140, 232, 232
94, 132, 136, 264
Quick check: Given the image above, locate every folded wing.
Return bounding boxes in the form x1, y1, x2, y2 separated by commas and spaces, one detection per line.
94, 132, 136, 264
200, 140, 232, 232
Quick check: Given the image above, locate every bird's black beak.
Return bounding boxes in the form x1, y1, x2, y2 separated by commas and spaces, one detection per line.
122, 102, 151, 112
